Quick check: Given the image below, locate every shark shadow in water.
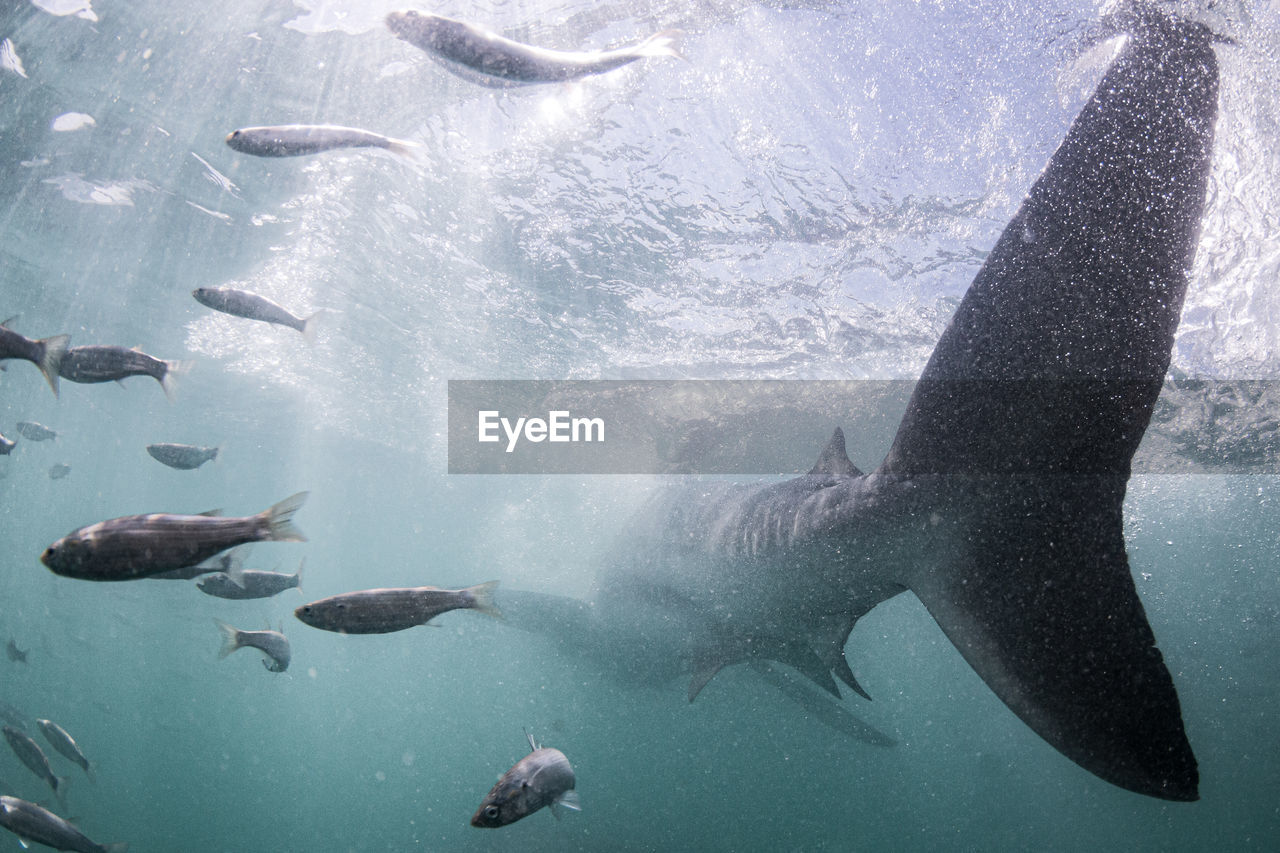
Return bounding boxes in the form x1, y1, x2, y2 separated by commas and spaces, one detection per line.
491, 16, 1219, 801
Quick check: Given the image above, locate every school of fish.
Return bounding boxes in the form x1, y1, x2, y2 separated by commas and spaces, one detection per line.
0, 7, 690, 843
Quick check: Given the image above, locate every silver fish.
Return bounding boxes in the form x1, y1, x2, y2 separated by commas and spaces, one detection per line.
0, 433, 14, 455
215, 621, 291, 673
471, 732, 579, 828
16, 421, 57, 441
2, 726, 65, 805
0, 796, 127, 853
41, 492, 307, 581
198, 562, 302, 600
49, 463, 71, 480
386, 11, 681, 87
0, 319, 68, 396
225, 124, 419, 158
192, 286, 316, 341
58, 345, 187, 399
294, 581, 500, 634
145, 443, 219, 470
36, 720, 93, 781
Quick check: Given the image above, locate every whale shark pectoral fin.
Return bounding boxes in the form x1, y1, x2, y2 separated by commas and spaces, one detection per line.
809, 427, 863, 480
832, 652, 871, 702
911, 478, 1198, 801
748, 661, 896, 747
774, 643, 842, 699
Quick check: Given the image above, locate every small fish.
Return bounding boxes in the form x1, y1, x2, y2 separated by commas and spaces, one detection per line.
5, 641, 26, 663
147, 546, 247, 581
386, 10, 681, 87
49, 463, 71, 480
58, 345, 188, 399
215, 621, 291, 673
0, 796, 127, 853
198, 561, 303, 600
41, 492, 308, 581
294, 581, 501, 634
146, 443, 219, 470
16, 421, 57, 442
2, 727, 65, 806
192, 286, 317, 342
225, 124, 420, 159
0, 319, 69, 396
36, 720, 93, 782
471, 732, 579, 828
0, 433, 13, 455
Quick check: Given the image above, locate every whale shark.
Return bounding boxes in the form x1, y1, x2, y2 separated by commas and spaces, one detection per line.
479, 15, 1219, 802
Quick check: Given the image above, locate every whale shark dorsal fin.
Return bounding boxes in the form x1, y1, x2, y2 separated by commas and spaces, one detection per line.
809, 427, 862, 479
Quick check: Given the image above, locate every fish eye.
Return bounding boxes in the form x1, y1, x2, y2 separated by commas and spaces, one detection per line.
483, 806, 499, 819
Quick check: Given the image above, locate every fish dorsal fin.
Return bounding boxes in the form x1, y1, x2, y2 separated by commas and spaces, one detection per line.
1, 315, 16, 328
808, 428, 862, 479
197, 509, 223, 517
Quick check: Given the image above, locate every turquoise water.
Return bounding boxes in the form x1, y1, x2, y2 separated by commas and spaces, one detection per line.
2, 0, 1279, 850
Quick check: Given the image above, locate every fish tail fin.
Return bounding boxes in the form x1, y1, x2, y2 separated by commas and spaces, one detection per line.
262, 491, 309, 542
223, 550, 247, 589
636, 28, 684, 61
159, 359, 193, 402
301, 313, 319, 346
37, 333, 70, 397
85, 761, 96, 784
214, 619, 242, 659
386, 138, 424, 163
103, 845, 129, 853
294, 558, 304, 594
466, 580, 503, 620
53, 774, 69, 812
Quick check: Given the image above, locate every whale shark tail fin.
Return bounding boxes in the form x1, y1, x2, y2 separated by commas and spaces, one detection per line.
910, 480, 1199, 800
880, 17, 1217, 801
